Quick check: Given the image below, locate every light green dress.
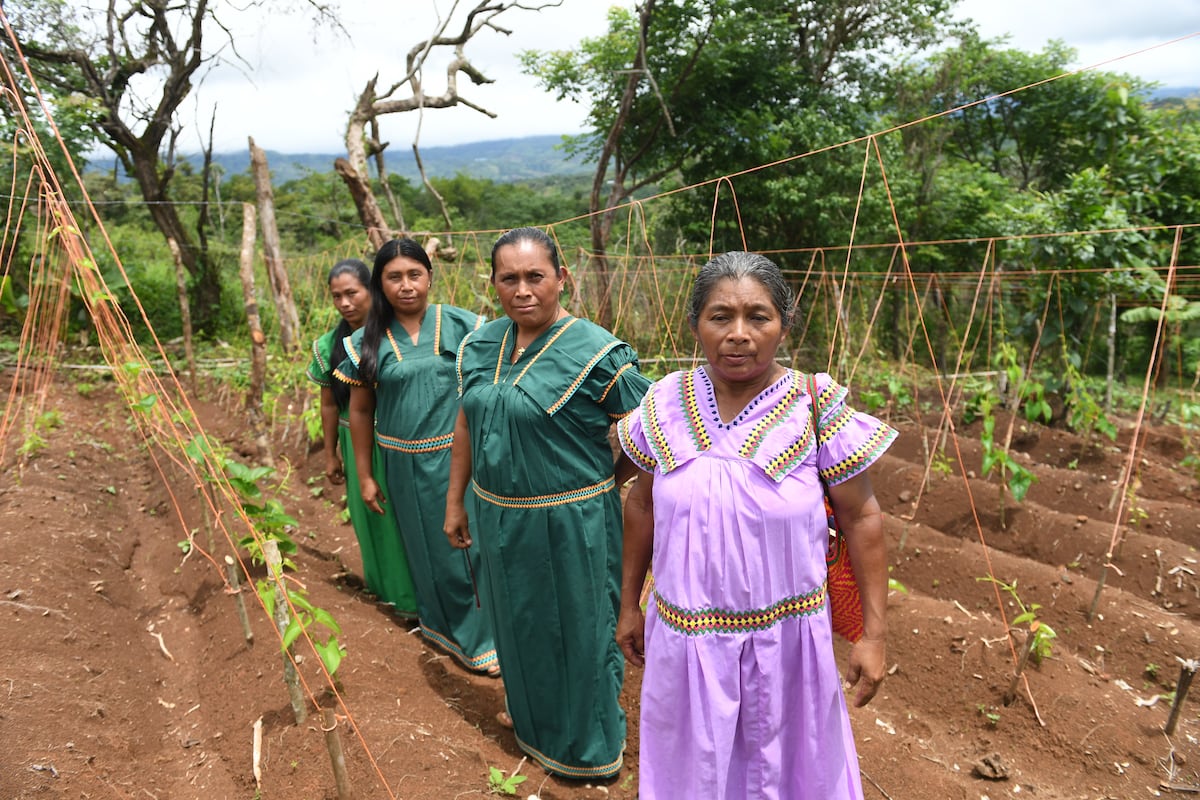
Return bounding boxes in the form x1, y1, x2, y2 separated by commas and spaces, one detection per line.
456, 315, 652, 779
306, 331, 417, 617
337, 306, 497, 673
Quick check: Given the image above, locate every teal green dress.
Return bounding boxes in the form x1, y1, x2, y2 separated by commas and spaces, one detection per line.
336, 305, 497, 673
306, 331, 417, 618
456, 315, 652, 779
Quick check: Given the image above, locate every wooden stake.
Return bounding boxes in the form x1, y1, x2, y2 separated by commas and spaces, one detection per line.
1165, 658, 1199, 736
252, 715, 263, 787
321, 707, 354, 800
224, 555, 254, 644
1003, 628, 1033, 706
263, 540, 307, 724
236, 202, 275, 469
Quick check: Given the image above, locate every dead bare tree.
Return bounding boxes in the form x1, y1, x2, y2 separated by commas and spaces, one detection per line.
336, 1, 560, 250
9, 0, 338, 335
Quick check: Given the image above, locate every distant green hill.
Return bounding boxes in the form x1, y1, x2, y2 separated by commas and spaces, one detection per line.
88, 134, 595, 185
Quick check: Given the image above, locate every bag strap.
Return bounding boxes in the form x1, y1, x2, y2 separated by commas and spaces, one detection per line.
807, 372, 823, 474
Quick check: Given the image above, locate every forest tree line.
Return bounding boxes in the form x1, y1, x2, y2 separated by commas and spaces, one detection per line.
2, 0, 1198, 397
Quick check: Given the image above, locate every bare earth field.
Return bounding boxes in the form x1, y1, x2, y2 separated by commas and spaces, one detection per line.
3, 369, 1200, 800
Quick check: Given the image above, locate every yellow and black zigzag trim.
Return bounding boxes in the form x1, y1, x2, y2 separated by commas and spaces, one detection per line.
654, 585, 826, 636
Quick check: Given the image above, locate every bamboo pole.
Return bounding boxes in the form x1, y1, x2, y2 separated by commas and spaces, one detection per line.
263, 539, 307, 724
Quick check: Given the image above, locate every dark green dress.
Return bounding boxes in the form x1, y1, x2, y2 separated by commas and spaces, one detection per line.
336, 306, 497, 673
306, 331, 417, 617
457, 315, 652, 779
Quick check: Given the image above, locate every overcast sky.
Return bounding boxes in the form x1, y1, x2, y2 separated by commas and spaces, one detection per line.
182, 0, 1200, 154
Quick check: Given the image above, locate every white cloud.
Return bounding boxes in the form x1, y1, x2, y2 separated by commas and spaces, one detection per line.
954, 0, 1200, 86
173, 0, 1199, 154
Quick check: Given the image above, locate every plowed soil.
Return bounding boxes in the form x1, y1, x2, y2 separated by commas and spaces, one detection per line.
3, 368, 1200, 800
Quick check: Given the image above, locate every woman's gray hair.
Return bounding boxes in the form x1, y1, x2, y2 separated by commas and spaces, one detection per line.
687, 251, 795, 329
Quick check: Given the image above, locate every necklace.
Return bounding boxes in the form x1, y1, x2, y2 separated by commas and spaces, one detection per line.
516, 347, 526, 357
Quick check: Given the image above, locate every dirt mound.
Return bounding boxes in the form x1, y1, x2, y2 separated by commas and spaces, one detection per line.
3, 373, 1200, 799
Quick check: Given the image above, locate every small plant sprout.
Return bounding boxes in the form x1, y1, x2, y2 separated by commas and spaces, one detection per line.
488, 757, 528, 795
1145, 662, 1161, 681
977, 703, 1001, 727
978, 576, 1058, 705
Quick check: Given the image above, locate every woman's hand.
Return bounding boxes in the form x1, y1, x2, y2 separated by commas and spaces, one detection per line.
444, 501, 472, 549
616, 604, 646, 667
359, 475, 386, 515
325, 453, 345, 485
845, 635, 886, 707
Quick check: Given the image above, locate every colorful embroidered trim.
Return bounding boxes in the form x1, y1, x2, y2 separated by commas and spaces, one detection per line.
811, 378, 849, 424
511, 317, 578, 386
739, 370, 802, 459
598, 361, 633, 404
618, 415, 657, 472
641, 387, 677, 473
433, 304, 443, 353
305, 366, 330, 387
679, 369, 713, 452
337, 417, 350, 429
817, 404, 855, 445
514, 734, 623, 780
547, 340, 621, 415
385, 326, 404, 362
819, 424, 899, 485
471, 476, 615, 509
654, 585, 827, 636
377, 431, 454, 454
331, 367, 363, 386
764, 420, 816, 483
418, 623, 498, 672
310, 338, 329, 373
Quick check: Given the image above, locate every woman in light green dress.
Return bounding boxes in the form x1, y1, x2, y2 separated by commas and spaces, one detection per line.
306, 258, 417, 617
444, 228, 652, 779
336, 238, 496, 674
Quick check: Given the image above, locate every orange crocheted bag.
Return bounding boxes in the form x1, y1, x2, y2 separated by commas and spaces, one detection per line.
808, 373, 865, 643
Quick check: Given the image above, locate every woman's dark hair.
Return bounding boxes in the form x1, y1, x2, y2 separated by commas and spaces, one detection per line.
358, 238, 433, 385
686, 251, 796, 329
326, 258, 371, 411
489, 226, 561, 277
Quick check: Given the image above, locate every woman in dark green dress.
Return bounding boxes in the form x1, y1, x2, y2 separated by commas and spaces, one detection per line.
335, 238, 496, 674
444, 227, 652, 779
306, 258, 417, 617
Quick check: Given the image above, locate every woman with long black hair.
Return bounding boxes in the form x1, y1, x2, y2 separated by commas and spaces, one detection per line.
336, 239, 497, 674
306, 258, 417, 616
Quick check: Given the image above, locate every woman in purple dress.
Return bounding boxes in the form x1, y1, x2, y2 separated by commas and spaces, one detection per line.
616, 251, 897, 799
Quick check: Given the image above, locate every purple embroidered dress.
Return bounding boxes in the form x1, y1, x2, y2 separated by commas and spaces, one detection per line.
617, 367, 897, 800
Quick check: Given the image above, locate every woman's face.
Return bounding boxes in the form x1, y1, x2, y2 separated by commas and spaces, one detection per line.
329, 272, 371, 330
693, 276, 789, 387
491, 240, 565, 335
379, 255, 431, 320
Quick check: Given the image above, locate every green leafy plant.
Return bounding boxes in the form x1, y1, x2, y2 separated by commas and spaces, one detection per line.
487, 765, 528, 796
258, 576, 347, 677
977, 703, 1001, 727
980, 576, 1058, 705
977, 391, 1036, 528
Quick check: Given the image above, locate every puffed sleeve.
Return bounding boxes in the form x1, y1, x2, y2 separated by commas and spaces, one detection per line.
617, 395, 658, 474
812, 372, 898, 486
305, 332, 335, 387
332, 329, 366, 387
593, 344, 653, 421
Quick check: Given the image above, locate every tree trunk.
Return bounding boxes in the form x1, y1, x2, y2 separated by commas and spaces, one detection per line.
334, 157, 391, 252
248, 137, 301, 354
236, 203, 274, 468
126, 146, 219, 334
